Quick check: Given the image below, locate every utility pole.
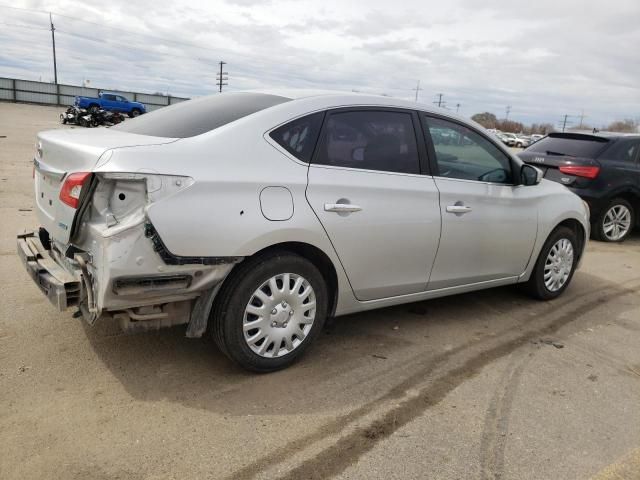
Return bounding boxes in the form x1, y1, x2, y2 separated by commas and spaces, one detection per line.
216, 61, 228, 93
561, 114, 569, 132
49, 13, 58, 84
505, 105, 511, 121
434, 93, 444, 108
456, 103, 461, 113
412, 80, 423, 102
578, 109, 586, 129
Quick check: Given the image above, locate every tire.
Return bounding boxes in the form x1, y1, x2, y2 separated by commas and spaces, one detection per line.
88, 104, 99, 113
129, 108, 141, 118
592, 198, 634, 243
210, 251, 328, 372
60, 114, 66, 124
523, 226, 578, 300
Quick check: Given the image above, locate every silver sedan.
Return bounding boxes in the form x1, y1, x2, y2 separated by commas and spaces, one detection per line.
18, 91, 590, 371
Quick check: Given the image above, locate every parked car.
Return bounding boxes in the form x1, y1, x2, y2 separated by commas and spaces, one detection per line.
75, 92, 146, 117
530, 134, 544, 144
497, 132, 518, 147
18, 92, 589, 371
514, 135, 531, 148
519, 132, 640, 242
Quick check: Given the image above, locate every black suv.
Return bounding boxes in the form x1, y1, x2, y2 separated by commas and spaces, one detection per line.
519, 132, 640, 242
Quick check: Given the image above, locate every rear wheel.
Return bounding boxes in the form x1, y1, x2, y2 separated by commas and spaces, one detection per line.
88, 104, 99, 113
130, 108, 141, 118
524, 226, 578, 300
593, 198, 634, 242
210, 252, 328, 372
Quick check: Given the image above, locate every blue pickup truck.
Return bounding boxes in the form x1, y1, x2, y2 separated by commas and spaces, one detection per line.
75, 92, 146, 117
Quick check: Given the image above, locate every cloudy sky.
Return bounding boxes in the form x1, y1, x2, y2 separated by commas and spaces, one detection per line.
1, 0, 639, 127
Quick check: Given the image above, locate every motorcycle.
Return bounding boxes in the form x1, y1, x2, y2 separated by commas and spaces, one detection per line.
59, 105, 87, 125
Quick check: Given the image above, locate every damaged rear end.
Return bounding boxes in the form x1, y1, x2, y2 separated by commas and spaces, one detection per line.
18, 128, 240, 335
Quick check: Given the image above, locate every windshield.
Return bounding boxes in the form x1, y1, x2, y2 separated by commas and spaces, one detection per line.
112, 92, 291, 138
526, 133, 609, 158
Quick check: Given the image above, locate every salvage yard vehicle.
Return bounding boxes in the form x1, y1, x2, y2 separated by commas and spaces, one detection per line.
75, 92, 146, 117
18, 92, 590, 371
59, 105, 87, 125
519, 132, 640, 242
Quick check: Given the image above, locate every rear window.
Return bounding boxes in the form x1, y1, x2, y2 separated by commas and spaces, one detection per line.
112, 93, 290, 138
526, 133, 609, 158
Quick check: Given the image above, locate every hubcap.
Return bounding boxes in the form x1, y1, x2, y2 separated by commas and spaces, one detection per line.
603, 205, 631, 241
243, 273, 316, 358
543, 238, 574, 292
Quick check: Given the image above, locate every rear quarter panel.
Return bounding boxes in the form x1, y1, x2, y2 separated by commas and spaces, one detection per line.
94, 116, 357, 313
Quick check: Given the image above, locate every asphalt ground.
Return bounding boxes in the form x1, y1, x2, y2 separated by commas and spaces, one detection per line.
1, 102, 639, 480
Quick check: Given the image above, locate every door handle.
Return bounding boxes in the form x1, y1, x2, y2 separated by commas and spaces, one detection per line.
324, 203, 362, 213
446, 205, 472, 214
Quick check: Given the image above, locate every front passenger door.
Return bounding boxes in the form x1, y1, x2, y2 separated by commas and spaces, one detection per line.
423, 115, 538, 290
305, 109, 441, 301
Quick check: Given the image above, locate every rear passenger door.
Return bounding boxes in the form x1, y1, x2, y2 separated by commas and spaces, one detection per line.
598, 138, 640, 192
305, 108, 442, 301
422, 115, 538, 289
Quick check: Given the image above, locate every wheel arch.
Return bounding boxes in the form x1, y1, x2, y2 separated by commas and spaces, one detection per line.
244, 241, 340, 318
555, 218, 587, 261
608, 191, 640, 223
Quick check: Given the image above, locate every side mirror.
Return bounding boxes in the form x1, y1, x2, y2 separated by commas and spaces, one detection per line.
520, 164, 543, 186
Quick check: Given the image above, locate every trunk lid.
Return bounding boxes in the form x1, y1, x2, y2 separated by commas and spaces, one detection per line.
517, 132, 609, 187
34, 128, 177, 246
517, 150, 601, 186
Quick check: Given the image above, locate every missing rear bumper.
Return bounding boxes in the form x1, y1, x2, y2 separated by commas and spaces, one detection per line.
17, 231, 81, 310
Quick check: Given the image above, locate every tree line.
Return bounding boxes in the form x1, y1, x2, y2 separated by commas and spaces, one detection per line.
470, 112, 638, 134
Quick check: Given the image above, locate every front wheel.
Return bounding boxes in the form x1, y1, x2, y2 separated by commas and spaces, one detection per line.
593, 198, 634, 242
129, 108, 141, 118
210, 252, 328, 372
523, 226, 578, 300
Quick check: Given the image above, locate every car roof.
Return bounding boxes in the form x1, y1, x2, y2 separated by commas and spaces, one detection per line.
237, 89, 477, 125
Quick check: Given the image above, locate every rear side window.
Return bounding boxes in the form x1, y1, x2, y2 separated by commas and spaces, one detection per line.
602, 139, 640, 163
112, 93, 291, 138
270, 112, 324, 163
313, 110, 420, 174
527, 134, 609, 158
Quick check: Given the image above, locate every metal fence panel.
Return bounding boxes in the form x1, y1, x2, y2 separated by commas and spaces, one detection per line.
136, 93, 169, 106
15, 79, 57, 94
16, 91, 58, 104
0, 77, 189, 110
59, 84, 99, 98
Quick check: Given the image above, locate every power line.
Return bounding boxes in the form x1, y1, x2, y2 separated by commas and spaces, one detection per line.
0, 22, 50, 31
0, 4, 313, 73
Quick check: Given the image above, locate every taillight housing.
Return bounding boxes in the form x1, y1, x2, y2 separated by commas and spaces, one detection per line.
559, 165, 600, 179
59, 172, 91, 208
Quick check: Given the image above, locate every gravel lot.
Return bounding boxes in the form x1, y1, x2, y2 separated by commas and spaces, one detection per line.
1, 102, 639, 480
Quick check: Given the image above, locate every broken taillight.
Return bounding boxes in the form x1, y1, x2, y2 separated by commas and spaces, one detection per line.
59, 172, 91, 209
558, 165, 600, 179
